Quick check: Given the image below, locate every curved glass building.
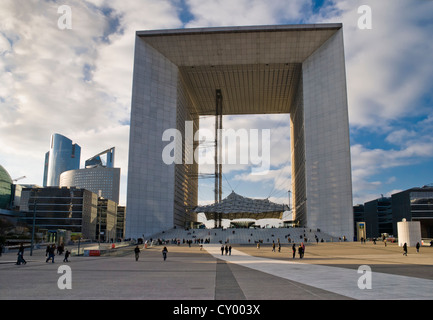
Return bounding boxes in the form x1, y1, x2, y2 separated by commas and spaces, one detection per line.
44, 133, 81, 186
60, 167, 120, 203
0, 165, 12, 209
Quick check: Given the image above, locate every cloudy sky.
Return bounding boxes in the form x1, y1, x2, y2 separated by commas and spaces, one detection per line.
1, 0, 432, 217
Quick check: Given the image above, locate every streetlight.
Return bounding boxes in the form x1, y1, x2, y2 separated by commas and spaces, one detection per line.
98, 190, 101, 247
30, 194, 37, 256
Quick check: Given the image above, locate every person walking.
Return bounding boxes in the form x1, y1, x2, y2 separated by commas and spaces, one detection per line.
63, 249, 70, 262
46, 244, 55, 263
416, 242, 420, 253
221, 245, 224, 255
228, 245, 232, 256
298, 244, 303, 259
403, 243, 408, 256
134, 245, 140, 261
16, 243, 27, 265
292, 243, 296, 259
162, 246, 168, 261
272, 242, 276, 252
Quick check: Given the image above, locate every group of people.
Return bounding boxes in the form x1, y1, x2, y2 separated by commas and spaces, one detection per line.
14, 242, 70, 265
45, 243, 70, 263
134, 245, 168, 261
268, 241, 306, 258
221, 244, 232, 255
402, 242, 421, 256
292, 243, 305, 258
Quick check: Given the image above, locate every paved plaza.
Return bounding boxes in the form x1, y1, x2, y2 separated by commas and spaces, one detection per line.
1, 241, 432, 301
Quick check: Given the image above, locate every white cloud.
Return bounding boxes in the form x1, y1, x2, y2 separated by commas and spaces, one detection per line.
185, 0, 308, 28
0, 0, 182, 205
313, 0, 433, 129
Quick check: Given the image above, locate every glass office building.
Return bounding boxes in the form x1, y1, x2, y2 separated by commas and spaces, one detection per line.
59, 166, 121, 203
0, 165, 12, 209
59, 147, 120, 203
85, 147, 115, 168
44, 134, 81, 187
364, 197, 393, 238
392, 186, 433, 238
19, 186, 98, 240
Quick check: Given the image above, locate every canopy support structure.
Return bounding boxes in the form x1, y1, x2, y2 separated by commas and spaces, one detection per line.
214, 89, 223, 228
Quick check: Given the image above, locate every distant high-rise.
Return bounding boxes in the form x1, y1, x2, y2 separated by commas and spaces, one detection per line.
44, 133, 81, 186
85, 147, 115, 168
60, 147, 120, 203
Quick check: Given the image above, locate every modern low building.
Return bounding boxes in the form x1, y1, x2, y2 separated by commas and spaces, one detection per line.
392, 186, 433, 238
126, 24, 353, 239
116, 205, 125, 240
19, 186, 98, 240
44, 133, 81, 187
363, 196, 393, 238
353, 186, 433, 239
353, 204, 365, 239
96, 197, 118, 242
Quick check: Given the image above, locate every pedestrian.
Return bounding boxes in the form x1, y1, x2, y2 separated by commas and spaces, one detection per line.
272, 242, 276, 252
221, 245, 224, 255
278, 243, 281, 253
16, 243, 27, 265
416, 242, 420, 253
225, 245, 228, 255
301, 242, 305, 258
403, 243, 408, 256
162, 246, 168, 261
63, 249, 70, 262
46, 244, 55, 263
228, 245, 232, 256
292, 243, 296, 259
298, 245, 303, 259
134, 245, 140, 261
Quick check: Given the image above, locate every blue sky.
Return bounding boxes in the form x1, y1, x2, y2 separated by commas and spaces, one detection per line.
1, 0, 433, 217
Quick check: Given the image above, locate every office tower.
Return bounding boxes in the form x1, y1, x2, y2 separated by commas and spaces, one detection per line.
44, 133, 81, 186
59, 147, 120, 203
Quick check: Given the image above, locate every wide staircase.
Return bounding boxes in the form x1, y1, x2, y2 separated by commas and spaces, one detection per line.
148, 227, 335, 245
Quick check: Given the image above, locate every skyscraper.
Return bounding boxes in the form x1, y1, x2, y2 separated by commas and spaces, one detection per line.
59, 147, 120, 203
44, 133, 81, 186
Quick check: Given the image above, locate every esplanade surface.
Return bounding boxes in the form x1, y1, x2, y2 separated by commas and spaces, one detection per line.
1, 236, 432, 301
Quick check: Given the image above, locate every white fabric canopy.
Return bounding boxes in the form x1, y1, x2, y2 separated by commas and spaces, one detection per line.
194, 191, 288, 220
